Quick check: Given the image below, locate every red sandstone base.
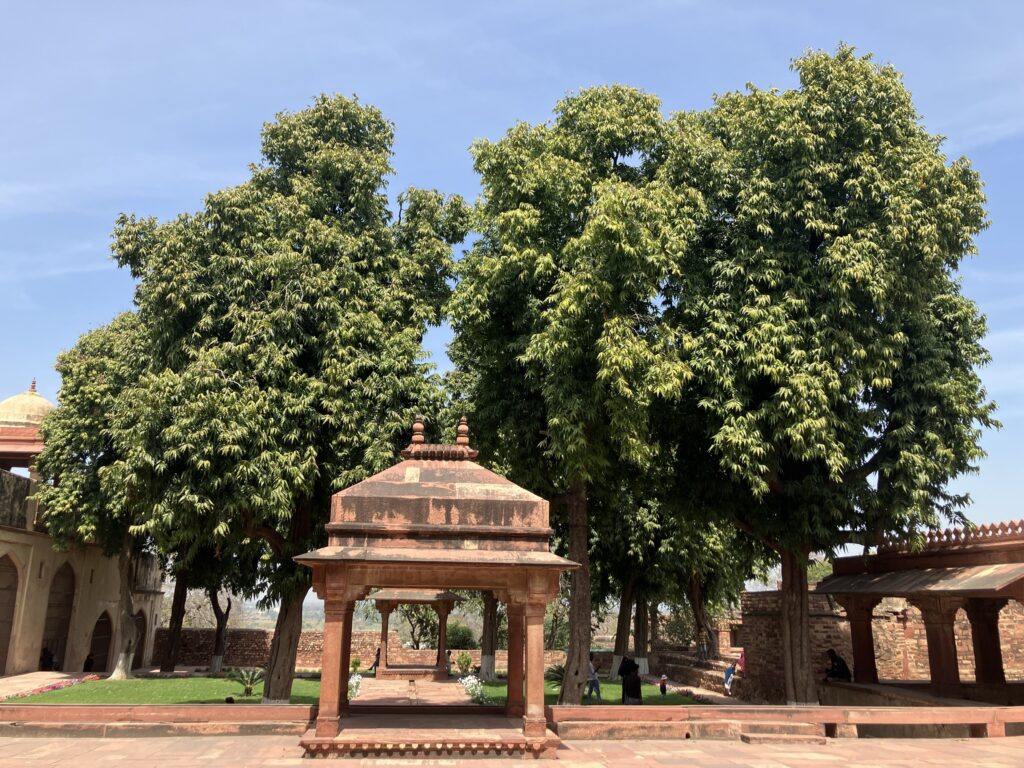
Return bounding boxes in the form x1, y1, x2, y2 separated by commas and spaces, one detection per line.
298, 714, 560, 759
375, 665, 448, 682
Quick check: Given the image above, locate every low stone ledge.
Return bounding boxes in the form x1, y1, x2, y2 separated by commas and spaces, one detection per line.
0, 703, 316, 724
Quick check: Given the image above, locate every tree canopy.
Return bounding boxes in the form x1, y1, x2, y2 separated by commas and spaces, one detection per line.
104, 94, 469, 698
449, 85, 702, 702
34, 312, 151, 677
658, 45, 995, 701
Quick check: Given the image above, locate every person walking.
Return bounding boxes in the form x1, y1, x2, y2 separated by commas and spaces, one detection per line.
724, 661, 737, 695
585, 652, 602, 702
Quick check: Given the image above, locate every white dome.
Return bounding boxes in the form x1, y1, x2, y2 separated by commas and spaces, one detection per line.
0, 380, 55, 429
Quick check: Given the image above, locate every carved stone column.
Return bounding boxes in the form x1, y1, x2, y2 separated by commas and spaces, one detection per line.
523, 602, 547, 738
837, 596, 881, 684
436, 605, 450, 676
506, 604, 525, 718
965, 598, 1008, 686
316, 598, 354, 737
910, 596, 965, 697
379, 602, 393, 672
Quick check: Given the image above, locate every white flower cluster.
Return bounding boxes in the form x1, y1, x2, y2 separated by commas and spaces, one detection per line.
459, 674, 490, 704
348, 672, 362, 700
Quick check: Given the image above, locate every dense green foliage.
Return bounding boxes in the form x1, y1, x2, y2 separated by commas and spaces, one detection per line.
35, 47, 994, 706
35, 314, 147, 555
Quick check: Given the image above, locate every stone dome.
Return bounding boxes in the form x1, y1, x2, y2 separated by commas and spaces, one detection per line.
0, 380, 55, 429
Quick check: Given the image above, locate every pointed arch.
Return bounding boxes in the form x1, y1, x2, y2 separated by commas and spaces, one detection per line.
0, 554, 18, 675
87, 610, 113, 674
41, 562, 75, 670
131, 609, 147, 670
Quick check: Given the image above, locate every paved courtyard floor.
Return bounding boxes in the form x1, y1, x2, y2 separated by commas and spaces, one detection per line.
1, 734, 1022, 767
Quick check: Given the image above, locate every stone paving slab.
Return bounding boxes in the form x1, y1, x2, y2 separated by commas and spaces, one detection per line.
1, 734, 1023, 766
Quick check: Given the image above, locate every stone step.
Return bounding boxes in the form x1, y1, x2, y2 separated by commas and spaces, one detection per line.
741, 721, 822, 736
555, 720, 739, 740
740, 732, 828, 745
0, 721, 310, 738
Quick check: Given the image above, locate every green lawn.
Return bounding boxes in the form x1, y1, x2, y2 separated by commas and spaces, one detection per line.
14, 677, 322, 705
481, 680, 699, 706
16, 676, 699, 707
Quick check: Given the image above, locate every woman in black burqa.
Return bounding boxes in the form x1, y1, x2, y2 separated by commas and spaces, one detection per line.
617, 656, 642, 704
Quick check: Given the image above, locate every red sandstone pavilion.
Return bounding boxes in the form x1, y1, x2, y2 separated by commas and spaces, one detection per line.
295, 417, 577, 757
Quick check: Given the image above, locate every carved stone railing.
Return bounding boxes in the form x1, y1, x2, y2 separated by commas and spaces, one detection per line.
877, 520, 1024, 553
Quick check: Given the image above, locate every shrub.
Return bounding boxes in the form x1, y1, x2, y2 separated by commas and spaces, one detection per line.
350, 657, 362, 673
455, 651, 473, 676
348, 673, 362, 700
544, 663, 565, 683
446, 622, 478, 649
227, 667, 264, 697
459, 674, 490, 704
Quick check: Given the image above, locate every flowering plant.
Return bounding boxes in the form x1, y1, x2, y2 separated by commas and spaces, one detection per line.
459, 674, 490, 704
4, 674, 101, 700
348, 672, 362, 700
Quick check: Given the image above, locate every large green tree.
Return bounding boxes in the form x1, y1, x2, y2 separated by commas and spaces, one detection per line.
662, 47, 995, 702
109, 94, 468, 700
34, 313, 150, 679
449, 86, 698, 702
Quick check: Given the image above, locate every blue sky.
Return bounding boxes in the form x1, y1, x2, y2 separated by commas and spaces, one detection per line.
2, 1, 1022, 526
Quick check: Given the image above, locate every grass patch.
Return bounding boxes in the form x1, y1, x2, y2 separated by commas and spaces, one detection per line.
480, 680, 698, 706
15, 677, 322, 705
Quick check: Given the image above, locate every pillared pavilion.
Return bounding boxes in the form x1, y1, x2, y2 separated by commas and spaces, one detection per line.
296, 417, 577, 757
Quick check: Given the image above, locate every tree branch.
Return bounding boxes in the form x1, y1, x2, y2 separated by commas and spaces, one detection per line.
244, 511, 287, 558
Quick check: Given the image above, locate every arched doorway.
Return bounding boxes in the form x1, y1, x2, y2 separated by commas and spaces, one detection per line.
41, 562, 75, 670
0, 555, 18, 675
131, 610, 147, 670
87, 611, 113, 674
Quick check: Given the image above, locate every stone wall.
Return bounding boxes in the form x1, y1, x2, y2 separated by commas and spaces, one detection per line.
739, 590, 1024, 703
153, 627, 567, 671
0, 469, 29, 530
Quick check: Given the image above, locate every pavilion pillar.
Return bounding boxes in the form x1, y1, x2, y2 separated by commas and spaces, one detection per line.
437, 605, 450, 676
965, 598, 1008, 686
506, 604, 525, 718
523, 602, 547, 738
316, 598, 354, 738
379, 602, 393, 672
837, 596, 880, 684
911, 596, 965, 697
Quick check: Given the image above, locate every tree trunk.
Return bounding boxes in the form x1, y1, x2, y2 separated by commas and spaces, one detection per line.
546, 604, 559, 650
633, 593, 649, 675
687, 572, 718, 659
160, 569, 189, 673
209, 587, 232, 675
780, 548, 816, 703
557, 481, 590, 705
480, 591, 498, 682
108, 534, 138, 680
611, 575, 636, 678
649, 599, 660, 648
262, 584, 308, 702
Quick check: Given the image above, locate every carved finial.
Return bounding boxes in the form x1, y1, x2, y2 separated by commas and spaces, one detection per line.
411, 415, 426, 444
456, 416, 470, 446
29, 378, 37, 393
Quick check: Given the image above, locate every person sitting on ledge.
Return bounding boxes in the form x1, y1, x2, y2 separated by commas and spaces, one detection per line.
823, 648, 852, 683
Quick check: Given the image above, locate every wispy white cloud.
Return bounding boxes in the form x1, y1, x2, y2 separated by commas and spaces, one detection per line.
0, 242, 115, 284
